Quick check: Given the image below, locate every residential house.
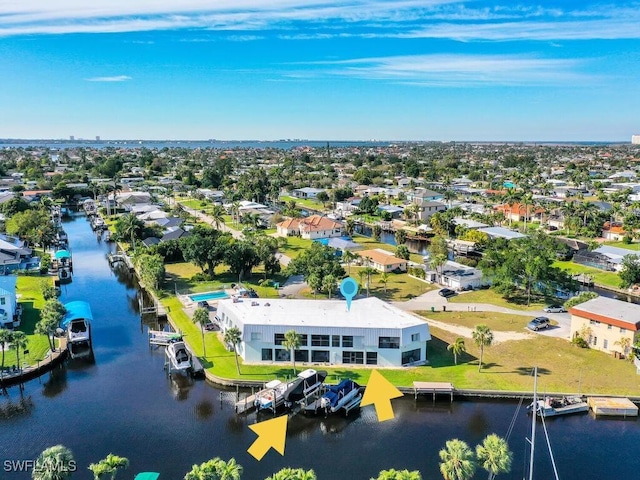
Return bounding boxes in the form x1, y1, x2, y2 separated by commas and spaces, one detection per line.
378, 205, 404, 219
569, 297, 640, 357
0, 276, 18, 328
215, 297, 430, 367
406, 188, 443, 204
358, 248, 408, 273
292, 187, 326, 199
476, 226, 527, 240
424, 260, 488, 290
276, 215, 344, 240
601, 222, 627, 241
587, 245, 636, 271
415, 201, 447, 221
0, 235, 34, 274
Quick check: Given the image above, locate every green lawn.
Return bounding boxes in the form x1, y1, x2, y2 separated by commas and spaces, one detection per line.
3, 275, 55, 368
418, 311, 539, 331
278, 235, 313, 259
279, 195, 328, 212
554, 261, 621, 289
603, 241, 640, 251
347, 266, 436, 301
448, 288, 549, 311
161, 296, 640, 394
351, 234, 424, 264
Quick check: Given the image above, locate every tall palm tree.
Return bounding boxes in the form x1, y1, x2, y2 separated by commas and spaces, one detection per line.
475, 434, 513, 480
12, 331, 28, 371
373, 469, 422, 480
343, 250, 357, 275
439, 439, 476, 480
447, 337, 466, 366
223, 327, 242, 375
88, 453, 130, 479
322, 274, 337, 299
394, 229, 407, 246
345, 218, 355, 237
472, 325, 494, 372
33, 445, 75, 480
503, 189, 521, 228
231, 201, 241, 226
266, 467, 317, 480
282, 329, 302, 375
192, 307, 209, 358
520, 191, 533, 231
210, 205, 225, 229
214, 457, 243, 480
378, 272, 390, 293
0, 329, 13, 379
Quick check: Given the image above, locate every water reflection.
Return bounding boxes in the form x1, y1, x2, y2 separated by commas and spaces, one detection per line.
41, 365, 67, 398
168, 373, 194, 401
194, 399, 214, 420
0, 394, 34, 419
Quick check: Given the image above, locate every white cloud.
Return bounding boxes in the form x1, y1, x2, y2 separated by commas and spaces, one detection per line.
85, 75, 132, 82
301, 54, 592, 87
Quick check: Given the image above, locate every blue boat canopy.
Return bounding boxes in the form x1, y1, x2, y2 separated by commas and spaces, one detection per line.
134, 474, 160, 480
55, 250, 71, 259
60, 301, 93, 328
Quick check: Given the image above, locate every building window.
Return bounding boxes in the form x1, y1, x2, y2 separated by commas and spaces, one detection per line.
294, 350, 309, 362
311, 350, 330, 363
0, 298, 4, 305
402, 348, 421, 365
342, 351, 364, 364
312, 335, 330, 347
366, 352, 378, 365
274, 333, 285, 345
275, 349, 290, 361
262, 349, 273, 361
332, 335, 340, 347
589, 320, 600, 326
379, 336, 400, 349
251, 332, 261, 341
603, 339, 608, 350
592, 337, 598, 346
342, 336, 353, 348
411, 333, 420, 342
607, 325, 612, 330
620, 328, 626, 334
300, 334, 308, 346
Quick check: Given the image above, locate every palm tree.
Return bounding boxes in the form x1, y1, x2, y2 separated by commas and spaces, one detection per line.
475, 434, 513, 480
472, 324, 494, 372
439, 439, 475, 480
0, 329, 13, 379
266, 467, 317, 480
223, 327, 242, 375
115, 213, 143, 249
394, 229, 407, 246
343, 250, 357, 275
192, 307, 209, 358
322, 274, 337, 299
378, 272, 390, 293
447, 337, 466, 366
503, 189, 521, 228
213, 457, 243, 480
33, 445, 75, 480
372, 469, 422, 479
231, 201, 241, 226
210, 204, 225, 229
411, 203, 422, 226
88, 453, 129, 479
520, 191, 533, 231
282, 329, 302, 375
12, 331, 28, 371
615, 337, 633, 358
345, 218, 355, 237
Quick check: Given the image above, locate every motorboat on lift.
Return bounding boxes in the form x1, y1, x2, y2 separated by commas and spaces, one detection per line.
319, 379, 364, 414
254, 379, 289, 412
60, 301, 93, 359
283, 369, 328, 408
166, 339, 192, 372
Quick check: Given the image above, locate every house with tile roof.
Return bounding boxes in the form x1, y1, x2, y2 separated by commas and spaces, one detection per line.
358, 248, 407, 273
276, 215, 344, 240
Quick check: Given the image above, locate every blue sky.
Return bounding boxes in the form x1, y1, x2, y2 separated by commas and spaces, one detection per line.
1, 1, 639, 141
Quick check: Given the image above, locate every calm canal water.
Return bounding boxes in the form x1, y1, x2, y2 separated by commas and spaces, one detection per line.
1, 214, 639, 479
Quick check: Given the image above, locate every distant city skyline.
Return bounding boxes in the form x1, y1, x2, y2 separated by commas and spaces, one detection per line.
1, 1, 639, 141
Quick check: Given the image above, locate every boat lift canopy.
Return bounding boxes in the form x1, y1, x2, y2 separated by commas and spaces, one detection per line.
60, 301, 94, 328
54, 250, 71, 259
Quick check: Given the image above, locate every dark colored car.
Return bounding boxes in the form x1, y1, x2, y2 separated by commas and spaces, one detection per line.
438, 288, 456, 298
527, 316, 550, 331
197, 300, 210, 309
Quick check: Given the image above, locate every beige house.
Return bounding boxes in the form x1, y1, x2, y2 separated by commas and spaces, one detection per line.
358, 248, 408, 273
569, 297, 640, 357
276, 215, 344, 240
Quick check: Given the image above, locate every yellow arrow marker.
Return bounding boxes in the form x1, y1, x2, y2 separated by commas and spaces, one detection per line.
360, 369, 403, 422
247, 415, 288, 461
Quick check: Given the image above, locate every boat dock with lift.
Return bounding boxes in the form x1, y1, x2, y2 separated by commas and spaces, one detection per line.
148, 330, 203, 377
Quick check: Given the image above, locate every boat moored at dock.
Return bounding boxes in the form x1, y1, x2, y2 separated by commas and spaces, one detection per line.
531, 396, 590, 417
254, 379, 288, 412
283, 369, 328, 409
305, 379, 364, 416
165, 339, 192, 373
61, 301, 93, 359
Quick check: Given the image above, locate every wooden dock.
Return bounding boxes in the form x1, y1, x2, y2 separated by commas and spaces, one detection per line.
235, 393, 258, 414
413, 381, 454, 402
573, 273, 594, 286
588, 397, 638, 417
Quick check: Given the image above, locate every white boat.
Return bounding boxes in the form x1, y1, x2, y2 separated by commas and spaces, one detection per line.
61, 301, 93, 359
57, 266, 72, 283
533, 396, 590, 417
254, 379, 288, 412
283, 369, 328, 408
166, 340, 192, 372
319, 379, 364, 414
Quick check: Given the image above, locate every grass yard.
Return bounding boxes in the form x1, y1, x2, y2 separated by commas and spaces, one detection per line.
278, 235, 313, 259
351, 234, 424, 264
348, 266, 436, 301
448, 288, 549, 311
554, 261, 621, 289
418, 311, 540, 331
2, 275, 54, 368
603, 241, 640, 251
161, 297, 640, 395
279, 195, 328, 212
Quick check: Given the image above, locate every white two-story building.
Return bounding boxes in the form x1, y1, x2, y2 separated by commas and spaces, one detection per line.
216, 297, 430, 367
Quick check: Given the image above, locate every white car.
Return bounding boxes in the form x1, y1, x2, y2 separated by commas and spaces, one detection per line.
543, 305, 566, 313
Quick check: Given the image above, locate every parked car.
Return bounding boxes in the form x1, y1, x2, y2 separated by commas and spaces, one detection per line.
543, 305, 566, 313
438, 288, 456, 298
527, 316, 550, 331
197, 300, 210, 309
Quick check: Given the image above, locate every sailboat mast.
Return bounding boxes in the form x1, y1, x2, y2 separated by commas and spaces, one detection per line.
529, 366, 538, 480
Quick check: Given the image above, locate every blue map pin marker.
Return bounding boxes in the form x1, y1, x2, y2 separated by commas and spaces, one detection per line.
340, 277, 359, 312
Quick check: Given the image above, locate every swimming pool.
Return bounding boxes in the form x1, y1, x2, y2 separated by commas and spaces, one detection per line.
189, 290, 229, 302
